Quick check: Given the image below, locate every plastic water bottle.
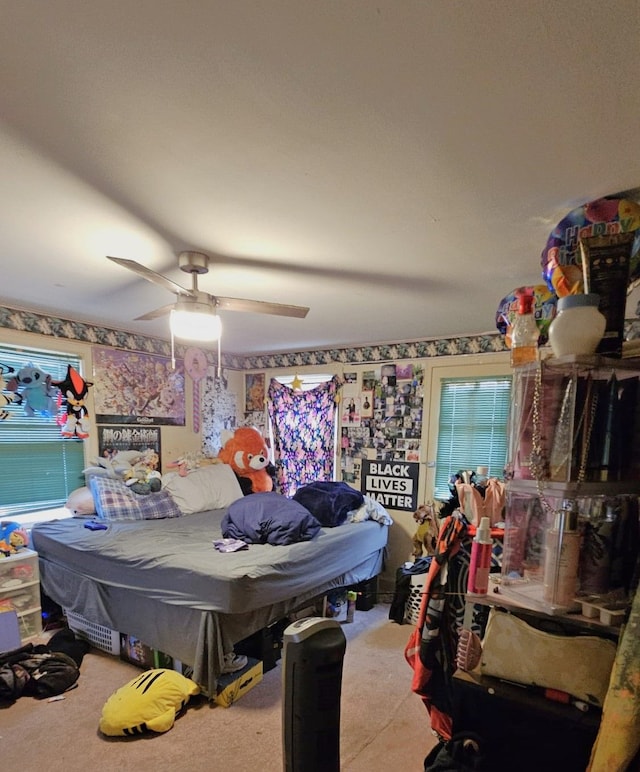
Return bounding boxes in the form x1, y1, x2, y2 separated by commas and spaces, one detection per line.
510, 292, 539, 367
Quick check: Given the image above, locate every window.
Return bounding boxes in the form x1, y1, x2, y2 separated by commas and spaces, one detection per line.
0, 345, 86, 517
433, 375, 512, 500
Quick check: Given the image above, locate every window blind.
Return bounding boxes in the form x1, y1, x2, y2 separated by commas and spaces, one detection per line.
0, 345, 86, 516
434, 375, 512, 500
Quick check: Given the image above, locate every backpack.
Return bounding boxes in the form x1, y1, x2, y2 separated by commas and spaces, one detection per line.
0, 642, 80, 705
424, 734, 488, 772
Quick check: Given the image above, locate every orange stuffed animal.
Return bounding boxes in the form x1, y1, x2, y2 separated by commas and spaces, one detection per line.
218, 427, 275, 494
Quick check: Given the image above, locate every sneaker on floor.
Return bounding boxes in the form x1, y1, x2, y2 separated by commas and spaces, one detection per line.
221, 652, 248, 674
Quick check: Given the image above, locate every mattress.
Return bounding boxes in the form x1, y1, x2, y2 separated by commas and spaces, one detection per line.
31, 509, 388, 694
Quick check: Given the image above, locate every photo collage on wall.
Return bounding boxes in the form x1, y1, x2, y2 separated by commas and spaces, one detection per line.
340, 363, 424, 486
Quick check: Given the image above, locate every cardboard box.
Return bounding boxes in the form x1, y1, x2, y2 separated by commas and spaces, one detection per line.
215, 657, 263, 708
119, 634, 174, 670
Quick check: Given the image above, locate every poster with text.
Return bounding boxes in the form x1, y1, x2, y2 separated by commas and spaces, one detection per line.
360, 458, 419, 512
97, 425, 162, 471
92, 348, 185, 425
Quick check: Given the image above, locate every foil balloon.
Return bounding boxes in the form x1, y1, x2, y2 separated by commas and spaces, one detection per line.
495, 284, 557, 348
541, 197, 640, 297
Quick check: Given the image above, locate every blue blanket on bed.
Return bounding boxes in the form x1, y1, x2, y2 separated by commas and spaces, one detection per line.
292, 481, 364, 527
221, 492, 321, 545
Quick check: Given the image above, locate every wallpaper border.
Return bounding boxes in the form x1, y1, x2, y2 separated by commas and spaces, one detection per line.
1, 304, 513, 369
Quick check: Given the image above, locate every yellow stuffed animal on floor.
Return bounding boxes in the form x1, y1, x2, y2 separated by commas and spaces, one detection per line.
99, 669, 200, 736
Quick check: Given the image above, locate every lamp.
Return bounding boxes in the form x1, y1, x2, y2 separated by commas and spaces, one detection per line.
169, 299, 222, 342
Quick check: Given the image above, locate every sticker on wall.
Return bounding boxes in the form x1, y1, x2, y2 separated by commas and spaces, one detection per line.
184, 347, 208, 433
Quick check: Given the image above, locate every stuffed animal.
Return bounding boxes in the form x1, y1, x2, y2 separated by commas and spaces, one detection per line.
6, 363, 59, 418
83, 450, 147, 479
53, 365, 93, 439
166, 452, 220, 477
0, 363, 22, 420
122, 450, 162, 494
0, 521, 29, 557
217, 427, 275, 494
99, 669, 200, 736
411, 502, 440, 560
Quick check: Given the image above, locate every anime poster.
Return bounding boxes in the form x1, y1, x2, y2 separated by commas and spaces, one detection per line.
245, 373, 265, 413
97, 425, 162, 471
92, 348, 185, 425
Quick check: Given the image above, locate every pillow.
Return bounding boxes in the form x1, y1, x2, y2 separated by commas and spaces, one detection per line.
99, 668, 200, 736
137, 489, 183, 521
90, 477, 182, 522
65, 486, 96, 516
162, 464, 244, 515
90, 476, 142, 521
222, 492, 321, 545
292, 481, 364, 527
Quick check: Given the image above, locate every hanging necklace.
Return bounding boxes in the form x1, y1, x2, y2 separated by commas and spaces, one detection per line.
529, 363, 597, 513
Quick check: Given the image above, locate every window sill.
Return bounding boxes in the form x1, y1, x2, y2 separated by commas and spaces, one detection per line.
10, 507, 72, 531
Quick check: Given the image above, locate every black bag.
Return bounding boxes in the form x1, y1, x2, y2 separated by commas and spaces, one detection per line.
424, 733, 488, 772
0, 642, 80, 704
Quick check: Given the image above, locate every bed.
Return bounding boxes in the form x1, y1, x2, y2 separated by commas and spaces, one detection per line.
31, 470, 389, 696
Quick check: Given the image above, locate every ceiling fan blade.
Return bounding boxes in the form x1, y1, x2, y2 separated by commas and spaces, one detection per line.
107, 256, 193, 297
134, 303, 175, 321
215, 296, 309, 318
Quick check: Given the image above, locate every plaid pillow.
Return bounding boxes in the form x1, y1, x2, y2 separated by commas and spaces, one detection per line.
90, 477, 143, 521
137, 489, 182, 520
90, 477, 182, 521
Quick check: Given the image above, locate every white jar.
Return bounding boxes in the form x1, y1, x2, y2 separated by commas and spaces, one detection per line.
548, 293, 606, 357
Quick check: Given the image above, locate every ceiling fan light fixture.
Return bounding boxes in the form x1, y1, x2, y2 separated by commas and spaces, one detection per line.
170, 301, 222, 342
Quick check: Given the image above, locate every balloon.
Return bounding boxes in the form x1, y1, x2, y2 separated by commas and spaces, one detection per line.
541, 197, 640, 296
495, 284, 558, 347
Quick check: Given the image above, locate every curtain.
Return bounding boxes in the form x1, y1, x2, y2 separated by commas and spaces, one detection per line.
267, 376, 340, 497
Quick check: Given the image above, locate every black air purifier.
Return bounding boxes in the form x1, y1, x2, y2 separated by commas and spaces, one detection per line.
282, 617, 347, 772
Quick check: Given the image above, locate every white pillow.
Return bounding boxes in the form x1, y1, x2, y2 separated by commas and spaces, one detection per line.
66, 486, 96, 516
162, 464, 244, 514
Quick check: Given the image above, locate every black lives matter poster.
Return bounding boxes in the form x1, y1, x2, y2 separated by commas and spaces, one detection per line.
360, 459, 419, 512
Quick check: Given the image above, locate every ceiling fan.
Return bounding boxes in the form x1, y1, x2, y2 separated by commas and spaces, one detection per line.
107, 251, 310, 343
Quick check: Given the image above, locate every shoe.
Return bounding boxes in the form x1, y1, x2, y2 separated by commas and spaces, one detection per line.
221, 652, 248, 674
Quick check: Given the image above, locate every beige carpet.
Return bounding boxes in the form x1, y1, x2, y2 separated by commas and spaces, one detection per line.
1, 603, 438, 771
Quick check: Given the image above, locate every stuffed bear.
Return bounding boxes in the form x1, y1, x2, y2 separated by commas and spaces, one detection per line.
217, 427, 275, 495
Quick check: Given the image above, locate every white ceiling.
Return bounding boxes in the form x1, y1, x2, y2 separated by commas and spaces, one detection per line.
1, 1, 639, 355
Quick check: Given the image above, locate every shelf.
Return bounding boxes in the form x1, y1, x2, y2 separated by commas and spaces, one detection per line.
452, 669, 601, 727
506, 478, 640, 497
468, 577, 623, 637
529, 353, 640, 374
15, 605, 41, 618
0, 579, 40, 593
